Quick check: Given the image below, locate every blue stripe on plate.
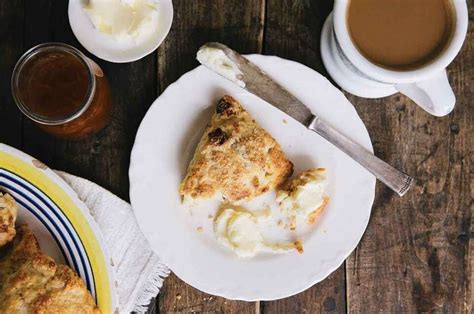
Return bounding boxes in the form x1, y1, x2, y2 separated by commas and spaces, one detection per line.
2, 184, 69, 263
0, 174, 86, 282
0, 169, 96, 298
0, 171, 95, 297
0, 177, 83, 274
4, 172, 93, 290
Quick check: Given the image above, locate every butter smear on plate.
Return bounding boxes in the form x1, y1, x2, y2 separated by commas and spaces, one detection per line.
214, 207, 302, 258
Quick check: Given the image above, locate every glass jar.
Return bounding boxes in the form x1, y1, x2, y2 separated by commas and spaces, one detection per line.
11, 43, 112, 140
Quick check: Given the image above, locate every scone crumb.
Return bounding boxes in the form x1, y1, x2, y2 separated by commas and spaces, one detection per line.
289, 217, 297, 231
208, 214, 213, 219
176, 294, 182, 300
307, 196, 329, 224
196, 226, 203, 233
294, 240, 304, 254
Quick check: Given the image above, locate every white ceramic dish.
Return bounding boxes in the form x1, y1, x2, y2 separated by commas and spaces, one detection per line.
321, 1, 468, 116
68, 0, 173, 63
129, 55, 376, 301
0, 143, 118, 312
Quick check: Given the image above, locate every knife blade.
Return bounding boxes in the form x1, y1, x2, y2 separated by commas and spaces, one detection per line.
197, 42, 413, 196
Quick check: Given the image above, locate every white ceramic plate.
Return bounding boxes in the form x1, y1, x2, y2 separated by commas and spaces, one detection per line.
0, 144, 118, 313
129, 55, 376, 301
68, 0, 173, 63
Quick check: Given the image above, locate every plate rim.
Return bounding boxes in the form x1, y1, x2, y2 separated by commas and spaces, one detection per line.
0, 143, 118, 312
129, 54, 376, 301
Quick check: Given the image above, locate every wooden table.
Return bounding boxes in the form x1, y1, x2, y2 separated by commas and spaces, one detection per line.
1, 1, 472, 312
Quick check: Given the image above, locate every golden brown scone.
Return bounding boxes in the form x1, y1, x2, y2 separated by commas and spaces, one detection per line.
0, 255, 100, 313
0, 225, 100, 314
0, 192, 17, 247
276, 168, 329, 229
0, 225, 42, 284
180, 95, 293, 204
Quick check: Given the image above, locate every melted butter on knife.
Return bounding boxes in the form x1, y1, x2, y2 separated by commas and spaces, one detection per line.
196, 47, 246, 88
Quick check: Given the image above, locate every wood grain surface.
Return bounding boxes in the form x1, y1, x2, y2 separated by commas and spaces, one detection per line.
262, 1, 346, 313
0, 0, 472, 313
156, 1, 263, 312
344, 3, 474, 311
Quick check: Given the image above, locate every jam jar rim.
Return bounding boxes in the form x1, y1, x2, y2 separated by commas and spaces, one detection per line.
11, 42, 96, 126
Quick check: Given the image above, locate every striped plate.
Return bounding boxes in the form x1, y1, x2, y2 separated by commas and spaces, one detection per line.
0, 143, 118, 313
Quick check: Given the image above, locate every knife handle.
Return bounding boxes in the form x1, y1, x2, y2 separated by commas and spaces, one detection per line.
308, 116, 413, 196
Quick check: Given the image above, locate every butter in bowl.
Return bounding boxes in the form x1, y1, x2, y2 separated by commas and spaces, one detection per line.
68, 0, 174, 63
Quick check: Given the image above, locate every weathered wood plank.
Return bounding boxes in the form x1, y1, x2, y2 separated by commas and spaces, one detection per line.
20, 0, 157, 201
156, 0, 265, 312
0, 0, 23, 147
262, 270, 346, 313
20, 0, 60, 166
157, 0, 265, 91
264, 0, 334, 76
345, 2, 473, 312
159, 273, 257, 313
262, 1, 346, 313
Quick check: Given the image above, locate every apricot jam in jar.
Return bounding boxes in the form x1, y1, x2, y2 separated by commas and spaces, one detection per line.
11, 43, 112, 140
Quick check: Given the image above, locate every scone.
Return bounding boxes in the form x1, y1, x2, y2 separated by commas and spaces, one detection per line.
276, 168, 329, 228
180, 95, 293, 204
0, 224, 41, 283
0, 192, 17, 247
0, 225, 100, 313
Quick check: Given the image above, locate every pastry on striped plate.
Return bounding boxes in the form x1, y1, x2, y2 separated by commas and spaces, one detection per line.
180, 95, 293, 204
0, 225, 100, 313
0, 192, 17, 247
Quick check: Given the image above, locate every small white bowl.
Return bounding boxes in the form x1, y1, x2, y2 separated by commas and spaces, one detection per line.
68, 0, 173, 63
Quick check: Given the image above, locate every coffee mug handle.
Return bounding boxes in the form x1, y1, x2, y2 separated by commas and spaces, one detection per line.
395, 70, 455, 117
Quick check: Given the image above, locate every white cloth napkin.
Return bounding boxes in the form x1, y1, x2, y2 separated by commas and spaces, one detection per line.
56, 171, 170, 313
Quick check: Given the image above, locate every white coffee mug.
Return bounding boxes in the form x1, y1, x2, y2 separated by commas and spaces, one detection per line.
320, 0, 468, 116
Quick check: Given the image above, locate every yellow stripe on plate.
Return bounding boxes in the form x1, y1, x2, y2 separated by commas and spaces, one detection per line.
0, 150, 112, 313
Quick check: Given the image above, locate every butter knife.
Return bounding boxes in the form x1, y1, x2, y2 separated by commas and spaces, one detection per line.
197, 42, 413, 196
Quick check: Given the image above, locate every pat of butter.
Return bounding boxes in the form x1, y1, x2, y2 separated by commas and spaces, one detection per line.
83, 0, 158, 40
277, 168, 328, 223
214, 207, 300, 258
196, 47, 246, 87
